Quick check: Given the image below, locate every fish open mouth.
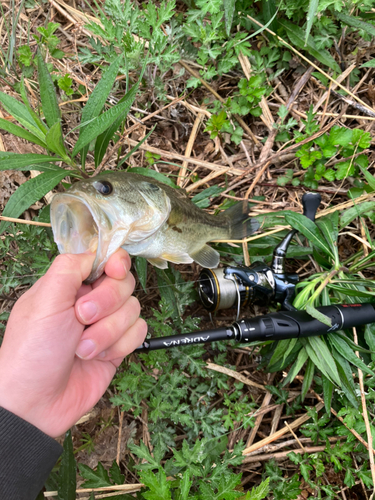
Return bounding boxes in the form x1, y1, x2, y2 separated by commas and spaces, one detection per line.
51, 193, 132, 283
51, 194, 101, 255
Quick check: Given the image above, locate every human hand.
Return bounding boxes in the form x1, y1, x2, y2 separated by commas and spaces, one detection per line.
0, 249, 147, 438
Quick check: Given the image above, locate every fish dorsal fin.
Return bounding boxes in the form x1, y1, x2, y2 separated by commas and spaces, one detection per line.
189, 245, 220, 268
147, 257, 168, 269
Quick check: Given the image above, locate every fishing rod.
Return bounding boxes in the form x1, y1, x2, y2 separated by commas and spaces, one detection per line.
136, 192, 375, 353
135, 303, 375, 352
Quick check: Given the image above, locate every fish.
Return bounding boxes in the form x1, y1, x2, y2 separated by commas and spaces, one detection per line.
50, 172, 259, 283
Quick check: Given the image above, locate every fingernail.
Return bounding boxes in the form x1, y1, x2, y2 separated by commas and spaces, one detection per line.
76, 339, 96, 359
77, 301, 98, 322
122, 258, 129, 273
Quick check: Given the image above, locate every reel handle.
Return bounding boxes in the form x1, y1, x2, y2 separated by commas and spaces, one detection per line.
302, 192, 321, 222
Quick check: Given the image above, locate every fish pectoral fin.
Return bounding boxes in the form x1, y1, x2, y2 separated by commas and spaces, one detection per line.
189, 245, 220, 268
147, 257, 168, 269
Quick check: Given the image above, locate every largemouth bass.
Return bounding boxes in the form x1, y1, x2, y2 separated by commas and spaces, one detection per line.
50, 172, 259, 283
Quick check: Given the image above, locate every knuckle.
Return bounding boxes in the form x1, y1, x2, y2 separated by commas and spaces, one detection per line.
102, 316, 117, 338
126, 271, 136, 291
104, 283, 123, 308
128, 296, 141, 317
136, 318, 148, 338
52, 253, 80, 272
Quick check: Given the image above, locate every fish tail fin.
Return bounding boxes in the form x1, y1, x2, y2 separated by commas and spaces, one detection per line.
223, 202, 259, 240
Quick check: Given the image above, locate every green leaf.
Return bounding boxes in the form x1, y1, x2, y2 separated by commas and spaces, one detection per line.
196, 0, 222, 14
358, 165, 375, 191
336, 160, 354, 180
245, 477, 270, 500
331, 348, 358, 408
0, 118, 47, 148
0, 91, 46, 140
129, 441, 161, 469
335, 11, 375, 37
0, 152, 63, 171
316, 217, 339, 264
72, 85, 138, 157
327, 284, 375, 298
37, 50, 61, 127
285, 212, 334, 258
269, 339, 293, 367
134, 257, 148, 293
261, 0, 278, 33
301, 358, 314, 401
80, 55, 123, 166
127, 167, 177, 188
58, 430, 76, 500
199, 473, 242, 500
306, 303, 331, 327
0, 151, 62, 170
283, 347, 308, 386
109, 460, 125, 485
57, 74, 74, 94
279, 20, 341, 73
192, 185, 225, 208
140, 469, 172, 500
329, 334, 375, 377
365, 323, 375, 363
45, 121, 68, 158
78, 462, 112, 488
0, 170, 68, 233
177, 469, 193, 500
19, 76, 48, 135
18, 45, 33, 66
224, 0, 236, 36
305, 336, 341, 385
321, 373, 334, 413
328, 125, 352, 147
305, 0, 319, 43
361, 59, 375, 68
335, 330, 372, 354
340, 201, 375, 228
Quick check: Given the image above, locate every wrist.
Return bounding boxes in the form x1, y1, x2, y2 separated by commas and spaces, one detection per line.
0, 366, 50, 436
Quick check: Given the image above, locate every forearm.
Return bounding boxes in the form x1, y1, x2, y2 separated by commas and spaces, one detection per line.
0, 407, 62, 500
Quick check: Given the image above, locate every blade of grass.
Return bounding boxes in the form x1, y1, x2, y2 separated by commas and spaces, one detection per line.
72, 85, 138, 157
0, 170, 68, 233
80, 54, 123, 167
0, 119, 46, 148
0, 152, 63, 170
36, 50, 61, 127
0, 91, 46, 140
305, 0, 319, 44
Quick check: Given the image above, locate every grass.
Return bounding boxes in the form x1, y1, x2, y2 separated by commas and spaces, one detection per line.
0, 0, 375, 498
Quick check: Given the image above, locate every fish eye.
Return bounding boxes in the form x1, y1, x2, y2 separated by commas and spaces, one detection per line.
93, 180, 113, 196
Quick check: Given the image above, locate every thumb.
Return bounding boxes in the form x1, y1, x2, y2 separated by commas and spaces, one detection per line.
41, 252, 96, 305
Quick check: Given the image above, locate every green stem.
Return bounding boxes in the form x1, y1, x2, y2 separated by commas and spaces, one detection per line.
308, 268, 344, 305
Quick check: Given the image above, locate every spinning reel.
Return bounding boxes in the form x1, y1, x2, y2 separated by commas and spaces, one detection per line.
198, 192, 321, 316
